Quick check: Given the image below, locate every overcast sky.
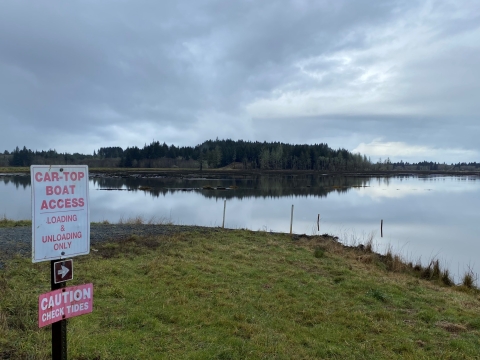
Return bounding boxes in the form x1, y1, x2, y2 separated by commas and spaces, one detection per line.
1, 0, 479, 163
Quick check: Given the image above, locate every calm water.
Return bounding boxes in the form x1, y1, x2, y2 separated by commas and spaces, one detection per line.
2, 173, 480, 281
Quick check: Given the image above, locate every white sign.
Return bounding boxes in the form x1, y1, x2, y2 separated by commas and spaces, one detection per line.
31, 165, 90, 263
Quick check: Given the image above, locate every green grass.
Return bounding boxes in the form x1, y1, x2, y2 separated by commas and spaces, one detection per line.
0, 216, 31, 228
2, 230, 480, 359
0, 167, 30, 173
0, 216, 175, 227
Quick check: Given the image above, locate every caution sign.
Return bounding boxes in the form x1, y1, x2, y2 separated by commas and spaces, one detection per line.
38, 283, 93, 328
31, 165, 90, 263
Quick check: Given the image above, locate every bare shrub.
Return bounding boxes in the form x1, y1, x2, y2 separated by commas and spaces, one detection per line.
413, 261, 422, 272
392, 254, 407, 272
421, 264, 432, 280
462, 270, 476, 289
441, 269, 454, 286
432, 260, 441, 280
365, 237, 374, 253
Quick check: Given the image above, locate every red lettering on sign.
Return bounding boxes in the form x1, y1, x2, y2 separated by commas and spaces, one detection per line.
46, 185, 76, 196
39, 198, 85, 211
62, 172, 84, 181
53, 242, 72, 250
36, 172, 65, 183
32, 165, 90, 263
49, 199, 56, 209
42, 232, 81, 242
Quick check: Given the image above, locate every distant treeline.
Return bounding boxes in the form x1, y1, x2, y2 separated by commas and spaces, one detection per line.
2, 140, 480, 171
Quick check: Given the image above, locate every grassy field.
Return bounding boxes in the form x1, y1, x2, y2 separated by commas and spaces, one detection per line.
1, 228, 480, 359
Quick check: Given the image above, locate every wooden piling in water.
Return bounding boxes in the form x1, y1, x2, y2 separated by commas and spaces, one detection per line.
222, 200, 226, 228
317, 214, 320, 232
290, 205, 294, 235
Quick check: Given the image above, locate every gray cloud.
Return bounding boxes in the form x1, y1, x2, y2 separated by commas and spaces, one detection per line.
0, 0, 479, 162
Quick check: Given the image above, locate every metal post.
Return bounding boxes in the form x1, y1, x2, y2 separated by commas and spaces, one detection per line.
290, 205, 294, 235
222, 200, 226, 228
381, 219, 383, 238
51, 260, 67, 360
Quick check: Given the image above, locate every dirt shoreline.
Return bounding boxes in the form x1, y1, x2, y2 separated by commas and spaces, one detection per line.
2, 167, 480, 178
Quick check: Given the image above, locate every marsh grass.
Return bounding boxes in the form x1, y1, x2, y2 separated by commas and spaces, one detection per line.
0, 215, 175, 227
2, 229, 480, 359
442, 269, 454, 286
337, 228, 459, 289
432, 259, 441, 280
364, 233, 374, 253
462, 268, 476, 289
0, 167, 29, 173
0, 215, 31, 228
117, 215, 174, 225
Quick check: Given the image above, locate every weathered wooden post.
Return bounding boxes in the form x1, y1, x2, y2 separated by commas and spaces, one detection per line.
317, 214, 320, 232
290, 205, 294, 235
222, 199, 226, 228
381, 219, 383, 237
50, 261, 67, 360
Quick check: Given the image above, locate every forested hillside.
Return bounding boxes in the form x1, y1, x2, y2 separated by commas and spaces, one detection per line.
4, 140, 480, 171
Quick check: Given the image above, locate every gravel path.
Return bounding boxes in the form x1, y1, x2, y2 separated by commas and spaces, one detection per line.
0, 224, 216, 267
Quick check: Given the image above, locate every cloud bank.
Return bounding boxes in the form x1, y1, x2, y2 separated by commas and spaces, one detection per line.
0, 0, 479, 162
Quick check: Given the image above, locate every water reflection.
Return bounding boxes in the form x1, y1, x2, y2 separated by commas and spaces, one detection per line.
88, 174, 372, 199
4, 173, 477, 200
1, 173, 480, 281
1, 174, 30, 189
